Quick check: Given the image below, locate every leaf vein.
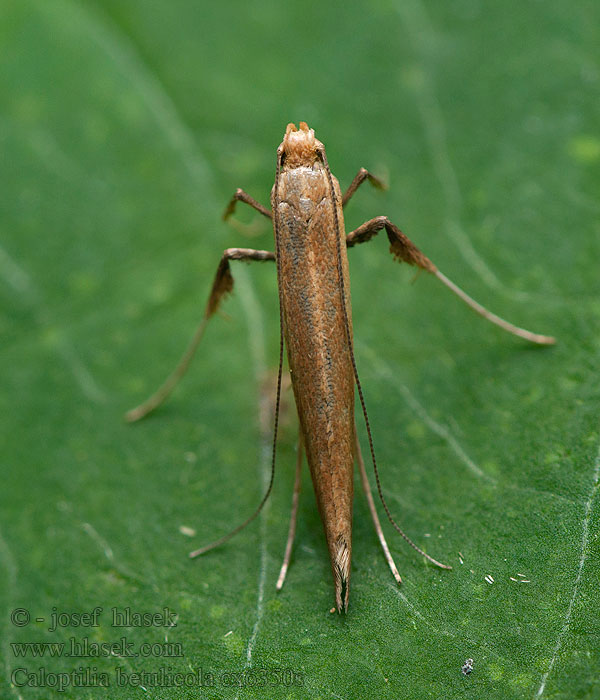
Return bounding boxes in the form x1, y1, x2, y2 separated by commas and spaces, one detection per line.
534, 441, 600, 697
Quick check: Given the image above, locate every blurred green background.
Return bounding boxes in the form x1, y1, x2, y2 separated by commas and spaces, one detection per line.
1, 0, 599, 698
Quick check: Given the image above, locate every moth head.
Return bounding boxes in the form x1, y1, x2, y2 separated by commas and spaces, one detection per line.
279, 122, 324, 168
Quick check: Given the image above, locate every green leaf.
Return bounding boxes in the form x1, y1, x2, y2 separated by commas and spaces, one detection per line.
1, 0, 599, 698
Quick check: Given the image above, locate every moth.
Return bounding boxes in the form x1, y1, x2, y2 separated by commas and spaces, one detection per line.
126, 122, 554, 612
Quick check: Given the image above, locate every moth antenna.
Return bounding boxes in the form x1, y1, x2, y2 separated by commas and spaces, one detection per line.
189, 318, 284, 559
319, 147, 451, 572
191, 152, 287, 561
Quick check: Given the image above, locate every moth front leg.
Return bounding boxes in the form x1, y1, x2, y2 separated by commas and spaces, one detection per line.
125, 247, 275, 422
342, 168, 386, 208
346, 216, 555, 345
223, 188, 272, 220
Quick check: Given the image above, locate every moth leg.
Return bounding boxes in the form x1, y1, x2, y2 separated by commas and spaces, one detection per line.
342, 168, 386, 208
354, 422, 402, 585
276, 433, 304, 591
223, 188, 272, 220
346, 216, 556, 345
125, 247, 275, 422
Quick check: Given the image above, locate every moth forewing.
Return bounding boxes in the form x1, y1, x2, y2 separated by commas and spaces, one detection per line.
272, 123, 355, 612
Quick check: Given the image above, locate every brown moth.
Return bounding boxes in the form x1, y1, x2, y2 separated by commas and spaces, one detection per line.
126, 122, 554, 613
